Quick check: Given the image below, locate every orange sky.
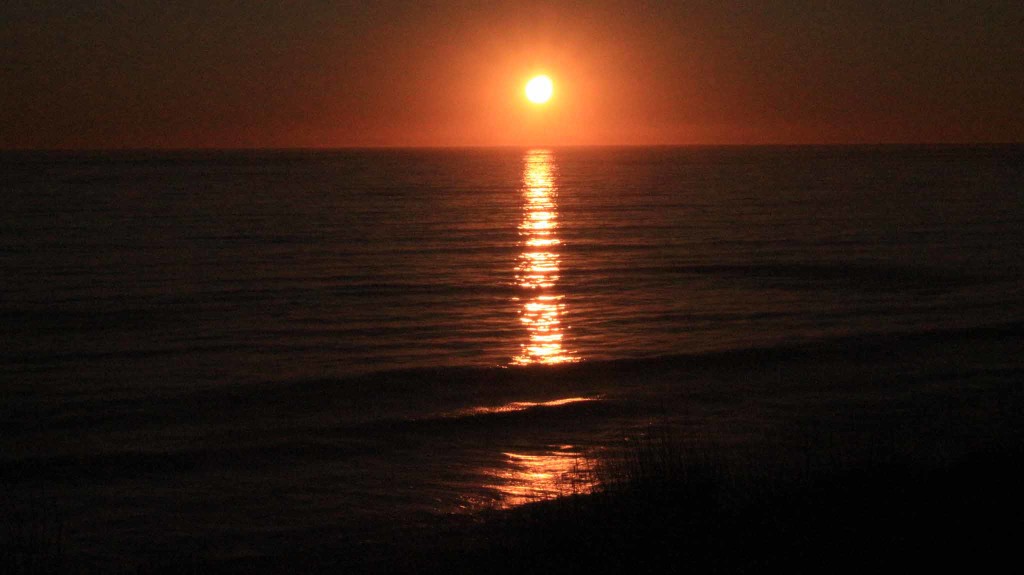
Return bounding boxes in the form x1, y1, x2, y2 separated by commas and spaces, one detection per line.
2, 1, 1023, 148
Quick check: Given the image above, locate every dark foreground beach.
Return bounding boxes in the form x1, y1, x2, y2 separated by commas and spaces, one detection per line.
5, 322, 1022, 573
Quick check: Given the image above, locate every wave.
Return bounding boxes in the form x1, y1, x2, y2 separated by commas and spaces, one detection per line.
0, 439, 378, 484
560, 262, 999, 291
5, 319, 1021, 441
287, 318, 1024, 385
445, 396, 600, 417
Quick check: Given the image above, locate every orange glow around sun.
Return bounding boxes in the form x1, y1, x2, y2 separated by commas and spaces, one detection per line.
525, 75, 554, 104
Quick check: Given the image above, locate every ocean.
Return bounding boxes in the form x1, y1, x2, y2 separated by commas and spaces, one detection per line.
3, 146, 1023, 563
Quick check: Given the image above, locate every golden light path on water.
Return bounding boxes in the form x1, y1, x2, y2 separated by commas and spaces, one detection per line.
487, 447, 596, 508
452, 396, 595, 417
511, 149, 578, 366
467, 150, 595, 509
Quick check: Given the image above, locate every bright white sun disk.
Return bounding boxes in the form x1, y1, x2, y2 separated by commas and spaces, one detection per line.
525, 75, 553, 104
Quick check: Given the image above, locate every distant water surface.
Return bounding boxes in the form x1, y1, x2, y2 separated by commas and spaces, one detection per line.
2, 145, 1023, 561
3, 146, 1022, 388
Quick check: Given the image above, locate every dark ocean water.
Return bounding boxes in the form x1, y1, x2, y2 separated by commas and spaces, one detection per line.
3, 146, 1024, 562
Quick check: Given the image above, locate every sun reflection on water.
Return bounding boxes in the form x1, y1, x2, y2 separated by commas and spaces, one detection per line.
512, 150, 578, 366
485, 446, 597, 508
453, 396, 597, 417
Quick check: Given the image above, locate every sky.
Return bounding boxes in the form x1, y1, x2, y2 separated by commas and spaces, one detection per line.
2, 0, 1023, 148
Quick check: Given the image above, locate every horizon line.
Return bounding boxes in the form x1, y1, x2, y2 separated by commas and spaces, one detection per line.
3, 141, 1023, 153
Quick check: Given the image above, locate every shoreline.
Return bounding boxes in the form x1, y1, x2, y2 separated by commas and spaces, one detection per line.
73, 413, 1024, 574
4, 321, 1023, 572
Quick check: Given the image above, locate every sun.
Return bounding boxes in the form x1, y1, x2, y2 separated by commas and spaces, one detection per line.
525, 75, 553, 104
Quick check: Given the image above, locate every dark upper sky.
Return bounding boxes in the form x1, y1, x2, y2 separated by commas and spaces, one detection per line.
3, 0, 1022, 148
